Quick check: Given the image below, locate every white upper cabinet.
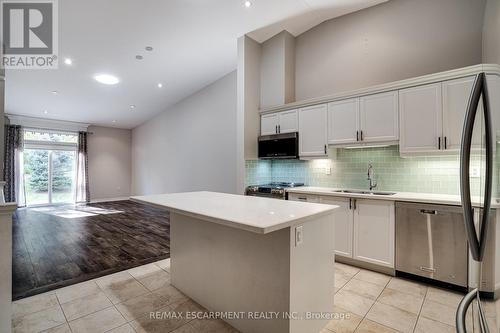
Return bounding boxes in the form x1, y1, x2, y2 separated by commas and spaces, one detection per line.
298, 104, 328, 157
443, 76, 483, 151
320, 196, 353, 258
261, 113, 279, 135
399, 83, 443, 154
327, 99, 359, 144
278, 109, 298, 134
359, 91, 399, 143
261, 110, 298, 135
353, 199, 395, 268
328, 92, 398, 146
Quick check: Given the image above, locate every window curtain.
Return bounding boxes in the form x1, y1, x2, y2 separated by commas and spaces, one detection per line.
3, 125, 25, 205
76, 131, 90, 203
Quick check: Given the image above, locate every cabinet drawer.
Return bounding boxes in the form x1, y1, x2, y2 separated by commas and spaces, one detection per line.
288, 193, 319, 203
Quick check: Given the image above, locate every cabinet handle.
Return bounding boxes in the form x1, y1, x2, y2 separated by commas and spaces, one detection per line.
278, 125, 281, 133
353, 199, 357, 210
298, 197, 307, 201
360, 130, 363, 141
324, 144, 327, 154
275, 125, 278, 134
444, 136, 447, 150
419, 266, 436, 273
420, 209, 437, 215
356, 131, 359, 141
438, 137, 441, 150
348, 198, 352, 210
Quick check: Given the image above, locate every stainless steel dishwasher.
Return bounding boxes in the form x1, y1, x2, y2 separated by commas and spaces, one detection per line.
395, 202, 468, 287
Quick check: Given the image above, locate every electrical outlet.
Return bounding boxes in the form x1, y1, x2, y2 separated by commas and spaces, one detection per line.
325, 167, 331, 175
470, 167, 480, 178
295, 225, 303, 246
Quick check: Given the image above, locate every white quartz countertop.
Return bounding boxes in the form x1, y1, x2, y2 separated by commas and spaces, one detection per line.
131, 191, 338, 234
286, 187, 500, 209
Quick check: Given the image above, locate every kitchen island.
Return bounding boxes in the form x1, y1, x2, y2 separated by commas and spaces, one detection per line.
132, 191, 337, 333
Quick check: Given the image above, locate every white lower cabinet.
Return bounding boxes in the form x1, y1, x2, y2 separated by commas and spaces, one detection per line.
353, 199, 395, 268
289, 194, 395, 268
320, 196, 353, 258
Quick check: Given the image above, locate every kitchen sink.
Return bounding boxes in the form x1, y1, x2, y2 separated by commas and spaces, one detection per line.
333, 189, 396, 196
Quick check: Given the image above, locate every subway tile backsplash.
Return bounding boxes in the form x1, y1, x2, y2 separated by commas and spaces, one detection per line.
246, 145, 500, 196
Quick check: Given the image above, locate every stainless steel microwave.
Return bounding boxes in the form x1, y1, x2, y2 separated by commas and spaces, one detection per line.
258, 132, 299, 159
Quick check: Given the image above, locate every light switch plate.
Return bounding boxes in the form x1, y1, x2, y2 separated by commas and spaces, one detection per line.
295, 225, 303, 246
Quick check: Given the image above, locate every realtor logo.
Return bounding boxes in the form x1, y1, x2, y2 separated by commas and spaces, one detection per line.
1, 0, 58, 69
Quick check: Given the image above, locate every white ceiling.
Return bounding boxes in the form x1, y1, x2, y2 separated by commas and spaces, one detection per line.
5, 0, 387, 129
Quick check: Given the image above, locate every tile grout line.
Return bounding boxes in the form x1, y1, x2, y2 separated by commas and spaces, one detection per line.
411, 286, 428, 333
54, 292, 72, 332
353, 272, 395, 333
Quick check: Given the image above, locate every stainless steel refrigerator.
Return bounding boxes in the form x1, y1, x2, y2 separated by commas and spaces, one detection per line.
456, 72, 500, 332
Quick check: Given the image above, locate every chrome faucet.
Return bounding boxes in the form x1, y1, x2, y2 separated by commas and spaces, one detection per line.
367, 163, 377, 191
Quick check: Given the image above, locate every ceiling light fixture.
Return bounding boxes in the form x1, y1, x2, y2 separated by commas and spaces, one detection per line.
157, 83, 163, 88
112, 120, 117, 123
94, 74, 120, 85
136, 55, 143, 60
64, 58, 72, 65
43, 110, 48, 114
244, 0, 252, 8
51, 90, 58, 95
130, 105, 136, 109
145, 46, 153, 51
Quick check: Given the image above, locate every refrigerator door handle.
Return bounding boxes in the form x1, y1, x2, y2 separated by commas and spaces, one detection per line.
456, 288, 490, 333
460, 72, 493, 262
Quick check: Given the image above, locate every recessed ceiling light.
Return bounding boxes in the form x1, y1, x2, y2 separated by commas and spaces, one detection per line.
244, 1, 252, 8
135, 55, 143, 60
112, 120, 117, 123
64, 58, 72, 65
94, 74, 120, 85
145, 46, 153, 51
130, 105, 136, 109
51, 90, 58, 95
157, 83, 163, 88
43, 110, 48, 114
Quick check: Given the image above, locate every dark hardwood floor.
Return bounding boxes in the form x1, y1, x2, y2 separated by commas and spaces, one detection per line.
13, 200, 170, 300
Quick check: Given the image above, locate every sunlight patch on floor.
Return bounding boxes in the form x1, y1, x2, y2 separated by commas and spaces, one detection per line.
30, 205, 124, 218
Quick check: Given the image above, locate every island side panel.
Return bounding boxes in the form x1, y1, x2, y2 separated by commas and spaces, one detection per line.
170, 212, 291, 333
289, 213, 335, 333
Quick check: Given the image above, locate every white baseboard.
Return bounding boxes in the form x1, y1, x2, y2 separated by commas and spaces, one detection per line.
89, 196, 130, 203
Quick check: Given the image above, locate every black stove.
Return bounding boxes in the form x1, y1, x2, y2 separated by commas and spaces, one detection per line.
245, 182, 305, 199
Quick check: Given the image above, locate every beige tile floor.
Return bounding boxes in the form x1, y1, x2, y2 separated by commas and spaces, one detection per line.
11, 260, 499, 333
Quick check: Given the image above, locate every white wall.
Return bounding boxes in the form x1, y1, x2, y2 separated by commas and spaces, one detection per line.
132, 71, 237, 196
88, 126, 131, 200
295, 0, 486, 100
483, 0, 500, 64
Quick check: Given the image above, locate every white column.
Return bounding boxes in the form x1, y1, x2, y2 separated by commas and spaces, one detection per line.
0, 203, 17, 333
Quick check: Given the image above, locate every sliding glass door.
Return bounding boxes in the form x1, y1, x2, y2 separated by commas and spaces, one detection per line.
24, 149, 50, 205
23, 129, 78, 206
24, 149, 77, 206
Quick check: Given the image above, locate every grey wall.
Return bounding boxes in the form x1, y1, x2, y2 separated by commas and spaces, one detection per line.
132, 71, 237, 196
260, 31, 295, 108
483, 0, 500, 64
237, 36, 261, 193
88, 125, 132, 200
295, 0, 486, 100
